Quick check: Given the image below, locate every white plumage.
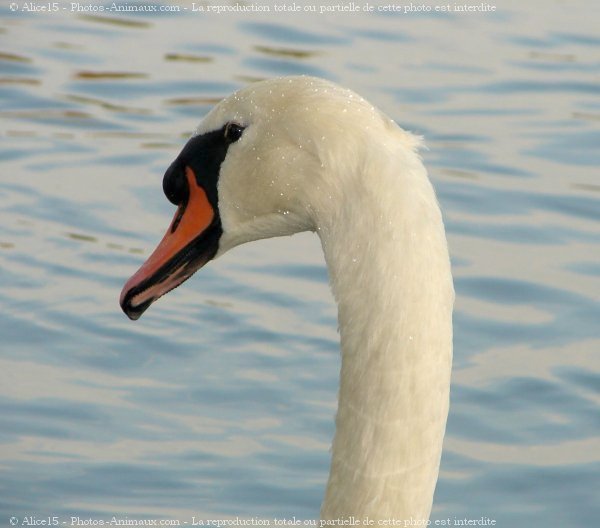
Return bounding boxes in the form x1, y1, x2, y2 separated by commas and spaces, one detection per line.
202, 77, 454, 521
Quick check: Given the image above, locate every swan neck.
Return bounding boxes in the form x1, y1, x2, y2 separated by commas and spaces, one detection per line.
317, 150, 454, 521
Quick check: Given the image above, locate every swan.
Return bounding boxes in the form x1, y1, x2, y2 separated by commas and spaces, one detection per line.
120, 76, 454, 522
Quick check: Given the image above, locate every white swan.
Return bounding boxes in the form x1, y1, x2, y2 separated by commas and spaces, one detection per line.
120, 76, 454, 522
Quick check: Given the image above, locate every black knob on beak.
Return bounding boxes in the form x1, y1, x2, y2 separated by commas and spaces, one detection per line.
163, 160, 189, 206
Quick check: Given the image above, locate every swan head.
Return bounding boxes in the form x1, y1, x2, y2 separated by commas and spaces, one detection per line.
120, 76, 417, 320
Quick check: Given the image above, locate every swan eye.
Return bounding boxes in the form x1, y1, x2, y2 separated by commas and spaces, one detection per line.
224, 122, 245, 143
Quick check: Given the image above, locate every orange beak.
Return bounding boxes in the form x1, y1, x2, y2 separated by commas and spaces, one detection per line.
120, 167, 221, 320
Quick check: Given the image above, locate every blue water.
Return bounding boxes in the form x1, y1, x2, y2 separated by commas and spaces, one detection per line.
0, 1, 598, 527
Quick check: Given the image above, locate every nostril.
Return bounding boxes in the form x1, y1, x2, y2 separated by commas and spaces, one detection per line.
163, 161, 189, 206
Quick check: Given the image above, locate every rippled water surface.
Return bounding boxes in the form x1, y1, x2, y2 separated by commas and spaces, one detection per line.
1, 1, 598, 526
